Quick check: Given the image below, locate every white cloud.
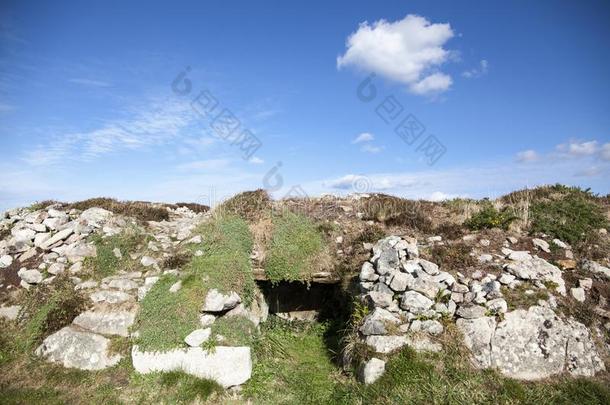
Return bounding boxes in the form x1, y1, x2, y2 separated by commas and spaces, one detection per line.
249, 156, 265, 164
556, 140, 598, 157
337, 14, 455, 95
68, 78, 111, 87
352, 132, 375, 144
409, 73, 453, 95
361, 144, 383, 154
515, 149, 539, 163
462, 59, 488, 79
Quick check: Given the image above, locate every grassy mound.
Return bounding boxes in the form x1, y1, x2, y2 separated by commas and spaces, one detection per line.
134, 215, 256, 351
217, 189, 271, 222
264, 211, 330, 283
63, 198, 170, 222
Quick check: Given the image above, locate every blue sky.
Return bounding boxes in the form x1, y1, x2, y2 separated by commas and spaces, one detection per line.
1, 0, 609, 210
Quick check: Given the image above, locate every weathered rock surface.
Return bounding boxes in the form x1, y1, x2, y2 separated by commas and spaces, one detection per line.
72, 310, 136, 337
458, 306, 605, 380
36, 327, 121, 370
202, 289, 241, 312
359, 358, 385, 384
132, 345, 252, 387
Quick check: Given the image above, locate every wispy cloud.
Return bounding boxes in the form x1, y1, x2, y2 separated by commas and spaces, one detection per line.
68, 78, 112, 87
352, 132, 374, 144
515, 149, 539, 163
249, 156, 265, 164
462, 59, 489, 79
22, 98, 199, 166
0, 103, 15, 113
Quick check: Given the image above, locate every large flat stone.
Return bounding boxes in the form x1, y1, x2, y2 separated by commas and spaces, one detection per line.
35, 326, 121, 370
132, 345, 252, 388
72, 310, 136, 337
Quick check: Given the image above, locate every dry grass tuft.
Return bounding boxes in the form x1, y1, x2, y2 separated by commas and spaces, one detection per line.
217, 189, 271, 221
63, 198, 170, 222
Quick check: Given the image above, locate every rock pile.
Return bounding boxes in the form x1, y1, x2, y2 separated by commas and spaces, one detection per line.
357, 236, 606, 384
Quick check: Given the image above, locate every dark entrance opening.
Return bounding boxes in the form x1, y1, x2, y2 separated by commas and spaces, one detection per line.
257, 280, 342, 321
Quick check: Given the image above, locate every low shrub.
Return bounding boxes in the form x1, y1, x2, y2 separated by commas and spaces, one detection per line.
529, 191, 608, 245
358, 194, 433, 232
63, 198, 169, 222
425, 242, 476, 271
17, 276, 87, 352
464, 201, 517, 230
217, 189, 271, 222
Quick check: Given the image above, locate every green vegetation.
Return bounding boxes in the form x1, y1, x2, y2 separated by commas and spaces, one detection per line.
502, 283, 549, 311
26, 200, 58, 212
157, 371, 222, 403
84, 228, 145, 279
264, 211, 329, 283
210, 315, 258, 347
133, 274, 203, 351
464, 201, 517, 230
529, 189, 608, 245
188, 215, 256, 304
244, 318, 344, 404
16, 275, 87, 353
135, 215, 256, 351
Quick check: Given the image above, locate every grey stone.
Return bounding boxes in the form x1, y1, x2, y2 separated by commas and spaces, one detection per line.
359, 307, 400, 336
141, 256, 157, 267
582, 260, 610, 279
359, 358, 385, 384
36, 326, 121, 370
388, 272, 412, 292
570, 288, 585, 303
367, 291, 393, 308
419, 259, 440, 275
90, 290, 132, 304
108, 278, 139, 291
72, 310, 136, 337
376, 246, 399, 275
40, 228, 74, 250
456, 304, 487, 319
169, 280, 182, 293
0, 254, 12, 268
486, 298, 508, 314
359, 262, 378, 282
400, 291, 434, 314
47, 263, 65, 275
532, 238, 550, 253
202, 289, 241, 312
132, 345, 252, 388
184, 328, 212, 347
0, 305, 21, 320
456, 317, 497, 367
504, 257, 566, 295
18, 268, 43, 284
552, 239, 568, 249
80, 208, 112, 227
507, 251, 532, 261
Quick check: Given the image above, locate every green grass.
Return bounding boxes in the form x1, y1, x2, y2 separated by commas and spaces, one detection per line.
210, 315, 258, 347
187, 215, 256, 304
133, 274, 203, 351
134, 215, 256, 351
157, 371, 222, 403
84, 228, 146, 278
264, 211, 328, 283
243, 317, 344, 404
